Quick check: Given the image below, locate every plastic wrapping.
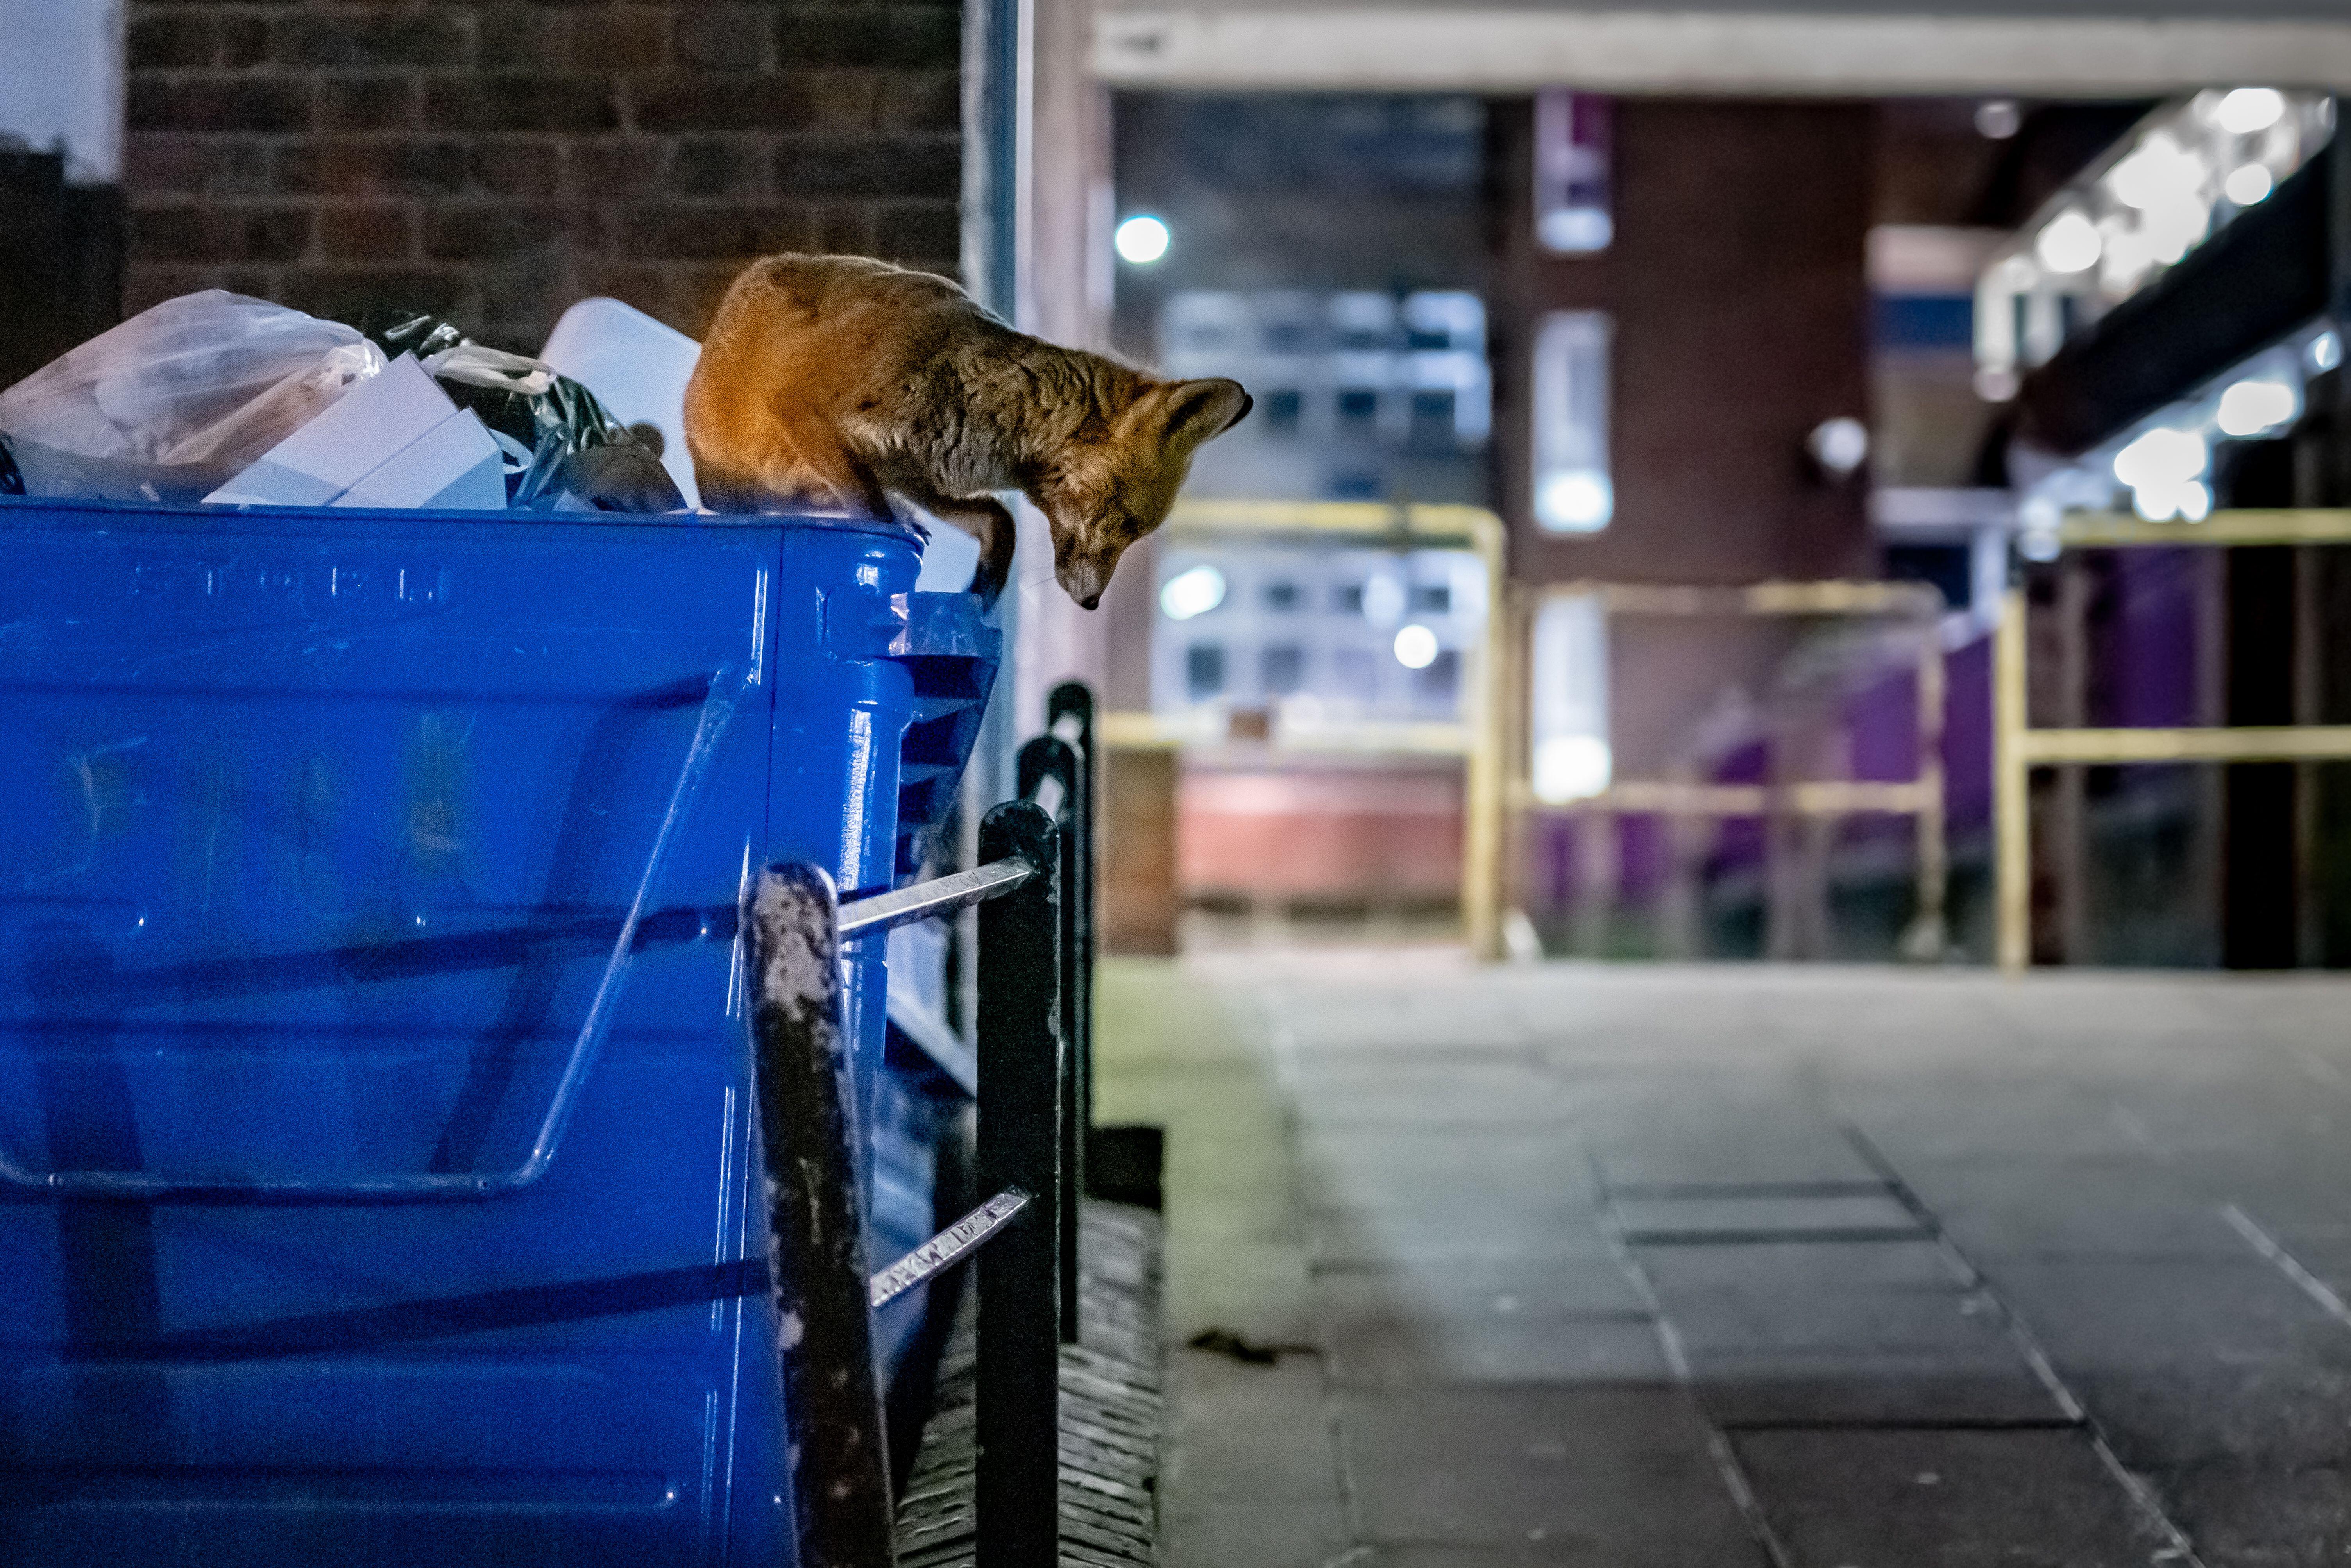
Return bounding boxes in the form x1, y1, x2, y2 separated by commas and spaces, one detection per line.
0, 291, 384, 503
370, 315, 680, 511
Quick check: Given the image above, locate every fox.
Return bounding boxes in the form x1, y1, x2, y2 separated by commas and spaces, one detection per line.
684, 254, 1251, 609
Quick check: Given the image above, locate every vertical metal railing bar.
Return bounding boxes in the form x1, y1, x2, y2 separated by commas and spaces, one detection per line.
1018, 731, 1084, 1343
1048, 683, 1096, 1197
974, 797, 1065, 1568
744, 863, 898, 1568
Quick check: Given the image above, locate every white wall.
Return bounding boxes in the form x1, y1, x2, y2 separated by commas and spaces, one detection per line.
0, 0, 123, 182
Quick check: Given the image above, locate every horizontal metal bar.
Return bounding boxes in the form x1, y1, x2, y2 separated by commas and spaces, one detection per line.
836, 854, 1037, 936
2058, 509, 2351, 549
2016, 724, 2351, 765
869, 1188, 1031, 1307
1528, 579, 1942, 619
1514, 778, 1937, 816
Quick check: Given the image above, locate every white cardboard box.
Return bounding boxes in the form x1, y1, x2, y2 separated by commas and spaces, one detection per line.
331, 408, 506, 511
203, 353, 456, 507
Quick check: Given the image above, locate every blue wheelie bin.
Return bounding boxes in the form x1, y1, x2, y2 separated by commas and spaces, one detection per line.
0, 496, 998, 1566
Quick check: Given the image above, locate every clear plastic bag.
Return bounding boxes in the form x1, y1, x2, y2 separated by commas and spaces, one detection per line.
0, 290, 384, 503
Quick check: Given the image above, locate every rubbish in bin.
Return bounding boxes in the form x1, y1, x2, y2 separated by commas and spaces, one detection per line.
367, 313, 680, 511
0, 289, 384, 503
205, 352, 505, 510
0, 432, 21, 496
687, 254, 1251, 608
541, 296, 704, 507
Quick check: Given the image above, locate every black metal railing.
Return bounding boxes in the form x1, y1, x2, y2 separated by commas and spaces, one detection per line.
749, 680, 1098, 1568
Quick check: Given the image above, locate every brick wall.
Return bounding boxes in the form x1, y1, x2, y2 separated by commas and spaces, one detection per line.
122, 1, 963, 351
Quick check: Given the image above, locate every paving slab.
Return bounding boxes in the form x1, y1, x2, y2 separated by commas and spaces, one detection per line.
2151, 1462, 2351, 1568
1335, 1387, 1760, 1562
1314, 1254, 1650, 1320
1321, 1305, 1667, 1389
1612, 1191, 1925, 1243
1732, 1428, 2177, 1568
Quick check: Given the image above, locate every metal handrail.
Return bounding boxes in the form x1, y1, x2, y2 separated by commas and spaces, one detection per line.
839, 854, 1038, 937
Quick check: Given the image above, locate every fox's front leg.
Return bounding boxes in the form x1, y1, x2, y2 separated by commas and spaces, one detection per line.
921, 496, 1017, 606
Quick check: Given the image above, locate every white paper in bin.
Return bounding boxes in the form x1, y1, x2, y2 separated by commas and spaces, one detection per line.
541, 297, 703, 508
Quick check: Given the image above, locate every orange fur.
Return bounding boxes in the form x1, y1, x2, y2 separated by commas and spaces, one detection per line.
684, 254, 1249, 608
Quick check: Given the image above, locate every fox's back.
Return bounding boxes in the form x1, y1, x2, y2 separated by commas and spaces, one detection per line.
690, 255, 1005, 425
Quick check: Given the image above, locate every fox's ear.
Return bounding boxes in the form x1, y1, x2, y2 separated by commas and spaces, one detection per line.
1156, 378, 1252, 449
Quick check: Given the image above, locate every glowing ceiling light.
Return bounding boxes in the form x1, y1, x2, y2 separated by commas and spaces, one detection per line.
2034, 210, 2103, 274
1114, 215, 1170, 265
2216, 378, 2299, 438
1392, 624, 1439, 670
2224, 164, 2276, 206
1533, 735, 1612, 803
1536, 470, 1613, 532
1159, 563, 1225, 620
2215, 88, 2288, 135
2113, 427, 2209, 490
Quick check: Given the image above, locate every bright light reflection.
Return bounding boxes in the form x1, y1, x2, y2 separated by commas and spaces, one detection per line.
2114, 427, 2209, 490
1534, 735, 1612, 803
1115, 215, 1170, 265
1159, 563, 1225, 620
1536, 470, 1614, 531
2217, 379, 2298, 438
2224, 164, 2276, 206
2035, 211, 2103, 273
2216, 88, 2288, 135
1392, 624, 1439, 670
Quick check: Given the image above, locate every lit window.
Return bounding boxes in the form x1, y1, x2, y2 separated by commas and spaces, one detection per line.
1535, 90, 1612, 254
1532, 311, 1614, 533
1531, 592, 1610, 803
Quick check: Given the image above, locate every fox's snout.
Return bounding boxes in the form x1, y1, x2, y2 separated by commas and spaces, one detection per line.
1056, 555, 1110, 611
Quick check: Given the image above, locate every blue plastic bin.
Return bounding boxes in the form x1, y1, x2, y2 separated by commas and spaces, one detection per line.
0, 496, 998, 1566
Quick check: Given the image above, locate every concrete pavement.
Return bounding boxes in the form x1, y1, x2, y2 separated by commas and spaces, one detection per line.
1097, 953, 2351, 1567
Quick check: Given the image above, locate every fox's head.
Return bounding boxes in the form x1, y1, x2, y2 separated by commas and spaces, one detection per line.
1032, 377, 1251, 610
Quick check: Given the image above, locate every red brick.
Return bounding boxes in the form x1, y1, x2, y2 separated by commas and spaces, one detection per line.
127, 13, 214, 70
476, 9, 571, 72
775, 7, 958, 70
124, 265, 222, 317
876, 70, 957, 133
568, 8, 671, 73
280, 267, 474, 327
871, 199, 955, 266
423, 202, 577, 260
812, 201, 872, 255
273, 12, 471, 70
620, 202, 814, 259
675, 6, 771, 72
632, 73, 865, 134
469, 137, 564, 197
563, 138, 668, 199
587, 261, 675, 322
124, 133, 272, 196
677, 262, 751, 335
130, 202, 313, 264
317, 204, 415, 260
130, 77, 313, 134
276, 138, 471, 198
426, 75, 619, 134
775, 134, 954, 200
318, 74, 419, 131
218, 14, 270, 68
672, 137, 767, 198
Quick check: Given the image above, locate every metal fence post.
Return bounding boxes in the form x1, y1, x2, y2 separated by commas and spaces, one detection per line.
744, 863, 896, 1568
1047, 681, 1096, 1172
1018, 732, 1082, 1342
975, 799, 1063, 1568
